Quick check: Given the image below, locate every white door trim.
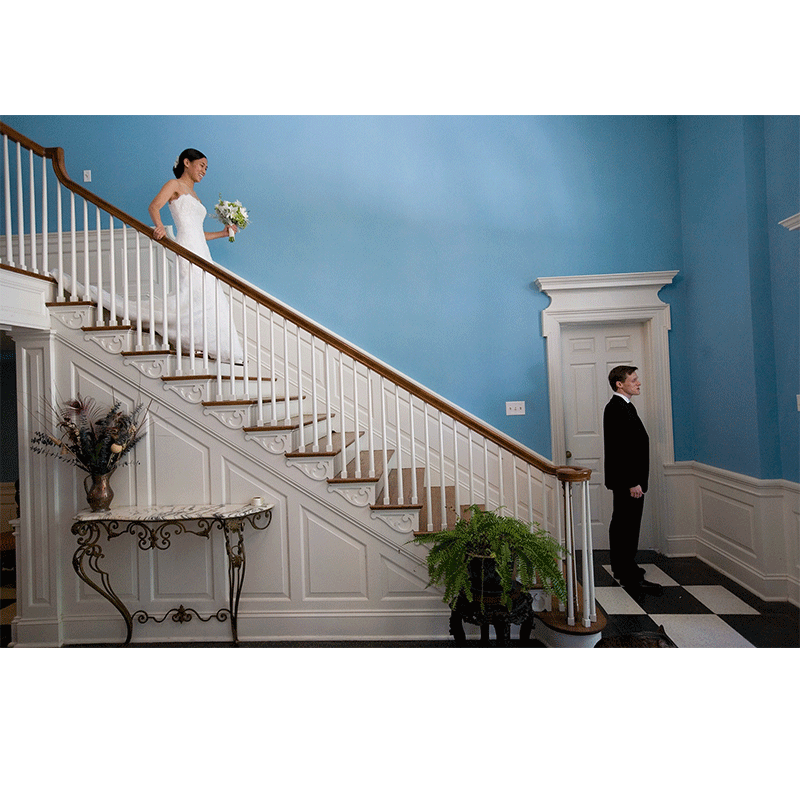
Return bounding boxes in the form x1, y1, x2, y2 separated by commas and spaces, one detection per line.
535, 271, 679, 550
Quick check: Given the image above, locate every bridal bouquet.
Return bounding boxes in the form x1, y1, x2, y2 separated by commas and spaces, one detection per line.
213, 196, 250, 242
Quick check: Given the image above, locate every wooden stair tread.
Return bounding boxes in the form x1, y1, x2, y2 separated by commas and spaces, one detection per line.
163, 374, 274, 382
286, 430, 361, 457
243, 413, 331, 433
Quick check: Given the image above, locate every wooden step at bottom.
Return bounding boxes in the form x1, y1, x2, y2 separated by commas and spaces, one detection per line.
534, 580, 606, 635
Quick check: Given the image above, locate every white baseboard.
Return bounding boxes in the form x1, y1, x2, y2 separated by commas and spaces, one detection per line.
664, 461, 799, 606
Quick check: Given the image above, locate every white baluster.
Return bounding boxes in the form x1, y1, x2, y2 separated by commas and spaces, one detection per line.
134, 231, 143, 349
108, 217, 116, 325
380, 377, 389, 497
28, 150, 37, 273
468, 430, 475, 506
269, 313, 278, 426
452, 418, 459, 517
241, 293, 249, 395
15, 143, 24, 268
283, 319, 291, 426
95, 207, 103, 324
498, 446, 505, 511
174, 248, 183, 375
352, 359, 360, 476
438, 411, 446, 527
121, 225, 130, 325
227, 286, 235, 396
394, 386, 403, 504
57, 184, 66, 299
366, 368, 375, 479
147, 239, 156, 350
200, 269, 209, 373
255, 303, 264, 425
582, 481, 597, 622
186, 255, 195, 374
424, 404, 433, 530
162, 246, 170, 352
311, 335, 319, 452
483, 439, 490, 510
81, 200, 89, 302
324, 343, 333, 452
408, 394, 418, 505
563, 481, 575, 626
3, 135, 13, 266
338, 351, 348, 477
41, 155, 48, 283
214, 269, 222, 394
296, 325, 304, 450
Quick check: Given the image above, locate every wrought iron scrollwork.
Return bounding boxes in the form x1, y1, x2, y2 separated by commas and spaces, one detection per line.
133, 605, 231, 625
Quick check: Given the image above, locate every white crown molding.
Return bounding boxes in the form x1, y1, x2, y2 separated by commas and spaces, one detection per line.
778, 212, 800, 231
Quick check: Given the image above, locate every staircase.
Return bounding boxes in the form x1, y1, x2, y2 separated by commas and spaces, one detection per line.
1, 121, 601, 645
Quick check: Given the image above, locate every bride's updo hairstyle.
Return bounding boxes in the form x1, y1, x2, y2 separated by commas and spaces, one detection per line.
173, 148, 206, 178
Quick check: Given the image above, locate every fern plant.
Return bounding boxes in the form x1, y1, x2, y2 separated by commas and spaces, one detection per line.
411, 505, 568, 610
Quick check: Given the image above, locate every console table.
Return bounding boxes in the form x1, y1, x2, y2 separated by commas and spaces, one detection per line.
71, 503, 273, 645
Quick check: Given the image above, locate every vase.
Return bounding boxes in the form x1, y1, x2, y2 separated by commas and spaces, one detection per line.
84, 471, 114, 511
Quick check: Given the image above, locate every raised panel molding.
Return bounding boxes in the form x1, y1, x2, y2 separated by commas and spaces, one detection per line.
301, 507, 368, 599
664, 461, 799, 606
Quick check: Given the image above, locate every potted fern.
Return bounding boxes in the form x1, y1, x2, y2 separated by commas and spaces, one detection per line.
410, 505, 568, 613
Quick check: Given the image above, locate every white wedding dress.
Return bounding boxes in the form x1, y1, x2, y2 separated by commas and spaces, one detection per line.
168, 193, 244, 364
56, 193, 244, 365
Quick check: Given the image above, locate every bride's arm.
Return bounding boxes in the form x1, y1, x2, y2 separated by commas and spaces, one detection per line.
148, 180, 180, 240
205, 224, 238, 241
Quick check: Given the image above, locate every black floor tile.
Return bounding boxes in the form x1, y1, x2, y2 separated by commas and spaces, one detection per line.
599, 614, 661, 640
720, 614, 800, 648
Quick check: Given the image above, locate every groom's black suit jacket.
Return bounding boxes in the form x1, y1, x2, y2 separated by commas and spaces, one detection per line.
603, 394, 649, 493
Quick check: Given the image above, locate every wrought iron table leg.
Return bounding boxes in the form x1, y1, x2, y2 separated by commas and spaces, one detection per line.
222, 520, 246, 645
72, 522, 134, 645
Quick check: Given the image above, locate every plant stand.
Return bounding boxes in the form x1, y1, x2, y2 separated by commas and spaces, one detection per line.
448, 581, 534, 646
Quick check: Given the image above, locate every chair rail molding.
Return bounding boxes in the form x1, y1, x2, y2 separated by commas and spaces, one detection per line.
535, 270, 679, 552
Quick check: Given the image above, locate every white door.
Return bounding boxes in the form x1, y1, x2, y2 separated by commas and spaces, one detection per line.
560, 322, 655, 550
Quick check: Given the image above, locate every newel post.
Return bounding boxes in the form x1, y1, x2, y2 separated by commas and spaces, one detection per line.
556, 466, 595, 628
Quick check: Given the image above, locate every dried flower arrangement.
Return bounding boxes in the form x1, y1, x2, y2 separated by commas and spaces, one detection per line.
30, 394, 148, 476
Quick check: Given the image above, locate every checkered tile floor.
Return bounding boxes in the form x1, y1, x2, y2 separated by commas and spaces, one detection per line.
592, 550, 799, 648
2, 550, 798, 647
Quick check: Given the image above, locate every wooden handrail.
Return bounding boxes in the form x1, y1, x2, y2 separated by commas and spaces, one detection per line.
1, 120, 583, 480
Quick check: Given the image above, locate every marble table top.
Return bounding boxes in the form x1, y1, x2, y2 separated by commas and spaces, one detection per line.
74, 503, 274, 523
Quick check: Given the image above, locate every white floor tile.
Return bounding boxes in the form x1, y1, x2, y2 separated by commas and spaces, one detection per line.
683, 585, 760, 615
595, 586, 646, 615
602, 564, 679, 586
640, 564, 679, 586
649, 614, 755, 648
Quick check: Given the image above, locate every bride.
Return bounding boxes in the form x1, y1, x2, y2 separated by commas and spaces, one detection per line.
148, 148, 244, 364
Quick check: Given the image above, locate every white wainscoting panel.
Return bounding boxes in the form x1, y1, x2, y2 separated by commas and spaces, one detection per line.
664, 461, 799, 606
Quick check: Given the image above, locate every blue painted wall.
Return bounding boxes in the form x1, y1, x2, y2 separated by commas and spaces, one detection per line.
2, 115, 797, 481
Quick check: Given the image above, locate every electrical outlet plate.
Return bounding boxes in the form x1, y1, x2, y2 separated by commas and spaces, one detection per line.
506, 401, 525, 416
83, 170, 91, 182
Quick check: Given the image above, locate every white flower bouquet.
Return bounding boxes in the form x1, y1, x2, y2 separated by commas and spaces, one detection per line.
212, 196, 250, 241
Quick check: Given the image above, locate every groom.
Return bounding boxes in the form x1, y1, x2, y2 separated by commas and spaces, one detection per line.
603, 366, 662, 594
